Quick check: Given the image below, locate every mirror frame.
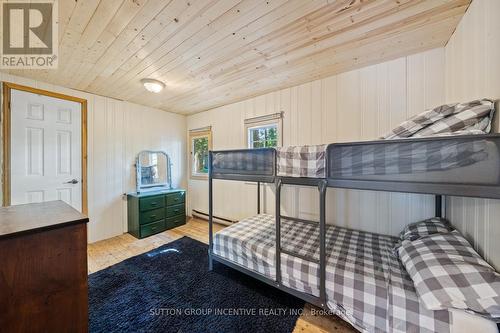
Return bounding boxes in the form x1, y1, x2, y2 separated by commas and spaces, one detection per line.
136, 150, 172, 193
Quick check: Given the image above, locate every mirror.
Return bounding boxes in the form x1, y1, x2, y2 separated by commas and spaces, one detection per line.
136, 151, 172, 193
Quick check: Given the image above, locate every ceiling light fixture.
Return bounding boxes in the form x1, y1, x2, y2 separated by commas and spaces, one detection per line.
141, 78, 166, 93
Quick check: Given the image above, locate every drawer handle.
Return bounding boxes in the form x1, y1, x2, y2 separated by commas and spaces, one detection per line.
150, 202, 158, 206
152, 226, 157, 230
150, 215, 157, 219
174, 209, 179, 213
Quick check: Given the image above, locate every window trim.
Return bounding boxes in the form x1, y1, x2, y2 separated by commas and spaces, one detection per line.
189, 129, 212, 180
245, 118, 282, 149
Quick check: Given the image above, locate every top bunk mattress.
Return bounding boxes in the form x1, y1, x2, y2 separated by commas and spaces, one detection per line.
276, 136, 500, 180
328, 135, 500, 185
211, 135, 500, 189
211, 99, 498, 183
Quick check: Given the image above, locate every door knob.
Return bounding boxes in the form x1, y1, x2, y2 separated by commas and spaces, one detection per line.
65, 179, 79, 184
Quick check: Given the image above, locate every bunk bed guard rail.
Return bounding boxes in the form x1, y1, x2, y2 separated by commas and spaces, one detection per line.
326, 134, 500, 199
210, 148, 276, 182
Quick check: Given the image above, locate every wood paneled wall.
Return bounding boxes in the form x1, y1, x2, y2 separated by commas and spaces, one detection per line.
0, 73, 187, 243
187, 48, 445, 236
445, 0, 500, 269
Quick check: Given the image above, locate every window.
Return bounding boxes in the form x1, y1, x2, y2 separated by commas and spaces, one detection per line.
189, 129, 212, 179
245, 113, 282, 149
247, 123, 278, 148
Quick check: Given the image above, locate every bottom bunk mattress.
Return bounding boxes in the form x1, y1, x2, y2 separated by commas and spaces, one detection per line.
213, 214, 466, 333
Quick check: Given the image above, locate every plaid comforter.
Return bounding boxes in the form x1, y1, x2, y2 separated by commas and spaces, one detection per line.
329, 137, 495, 180
276, 145, 327, 177
277, 99, 495, 178
213, 215, 451, 333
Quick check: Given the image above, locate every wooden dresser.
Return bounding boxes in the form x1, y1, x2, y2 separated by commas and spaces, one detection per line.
0, 201, 89, 333
127, 189, 186, 239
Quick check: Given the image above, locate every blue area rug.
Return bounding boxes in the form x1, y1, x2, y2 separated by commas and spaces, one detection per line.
89, 236, 305, 333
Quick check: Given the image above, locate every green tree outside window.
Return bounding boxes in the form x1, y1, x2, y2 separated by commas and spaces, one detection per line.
248, 124, 278, 148
193, 136, 209, 175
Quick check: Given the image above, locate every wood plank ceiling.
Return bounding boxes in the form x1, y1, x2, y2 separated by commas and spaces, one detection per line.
3, 0, 470, 114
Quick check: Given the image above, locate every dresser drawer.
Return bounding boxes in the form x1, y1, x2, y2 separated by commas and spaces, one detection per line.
139, 195, 165, 211
139, 207, 165, 225
140, 220, 165, 238
166, 203, 185, 218
128, 189, 185, 240
166, 192, 185, 206
166, 215, 186, 229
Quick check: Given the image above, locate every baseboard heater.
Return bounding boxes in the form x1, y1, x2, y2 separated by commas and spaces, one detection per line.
192, 209, 237, 226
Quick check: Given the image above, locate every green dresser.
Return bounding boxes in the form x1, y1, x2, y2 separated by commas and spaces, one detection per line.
127, 189, 186, 239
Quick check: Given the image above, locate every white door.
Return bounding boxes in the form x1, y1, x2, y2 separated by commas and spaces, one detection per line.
10, 89, 82, 212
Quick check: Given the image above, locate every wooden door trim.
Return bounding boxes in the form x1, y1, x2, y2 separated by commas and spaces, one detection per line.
2, 82, 89, 215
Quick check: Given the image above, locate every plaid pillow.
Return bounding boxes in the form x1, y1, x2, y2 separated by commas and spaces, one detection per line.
398, 230, 500, 320
382, 98, 494, 139
382, 103, 458, 139
413, 99, 494, 138
399, 217, 453, 242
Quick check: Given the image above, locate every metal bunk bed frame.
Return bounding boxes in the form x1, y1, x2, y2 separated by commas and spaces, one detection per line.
207, 134, 500, 311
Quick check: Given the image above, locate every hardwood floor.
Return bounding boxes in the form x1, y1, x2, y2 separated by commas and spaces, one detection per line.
87, 217, 223, 273
87, 217, 356, 333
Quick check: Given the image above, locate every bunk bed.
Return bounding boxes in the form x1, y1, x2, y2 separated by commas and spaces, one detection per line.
207, 134, 500, 333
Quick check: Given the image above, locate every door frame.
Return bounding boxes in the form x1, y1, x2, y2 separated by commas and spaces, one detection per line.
2, 82, 88, 215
